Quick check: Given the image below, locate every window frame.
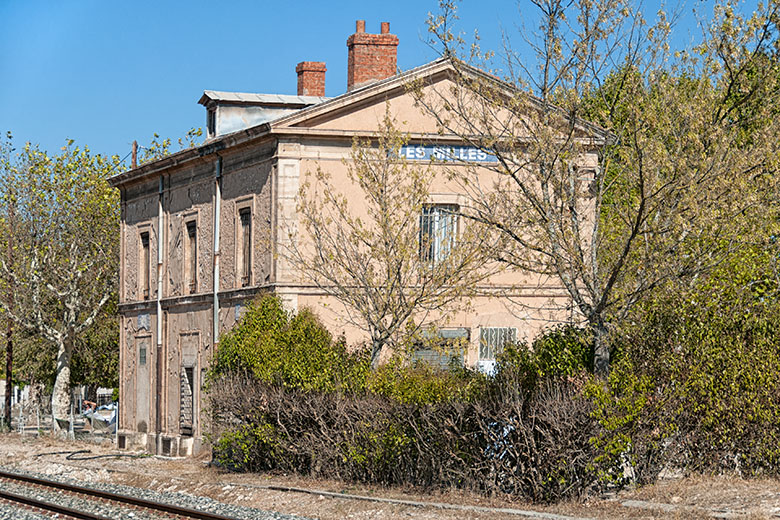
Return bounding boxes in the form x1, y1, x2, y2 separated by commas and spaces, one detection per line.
234, 197, 254, 289
206, 108, 216, 138
136, 333, 151, 367
139, 229, 151, 300
184, 219, 198, 294
411, 327, 469, 369
419, 203, 459, 264
238, 207, 252, 287
180, 364, 195, 437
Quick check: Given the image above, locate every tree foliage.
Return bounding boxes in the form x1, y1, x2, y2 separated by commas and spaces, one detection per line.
282, 110, 488, 365
418, 0, 780, 375
140, 127, 203, 164
0, 136, 120, 422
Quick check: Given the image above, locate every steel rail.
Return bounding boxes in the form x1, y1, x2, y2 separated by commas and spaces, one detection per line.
0, 469, 242, 520
0, 487, 111, 519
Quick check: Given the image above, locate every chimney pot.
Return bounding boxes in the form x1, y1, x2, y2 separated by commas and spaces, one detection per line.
296, 61, 327, 97
347, 20, 399, 91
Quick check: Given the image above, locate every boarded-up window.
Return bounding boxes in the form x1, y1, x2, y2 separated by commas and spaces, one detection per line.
238, 208, 251, 287
180, 366, 194, 436
185, 221, 197, 294
479, 327, 517, 361
140, 232, 150, 299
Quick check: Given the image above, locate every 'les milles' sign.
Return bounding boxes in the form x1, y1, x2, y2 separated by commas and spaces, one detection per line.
399, 145, 498, 163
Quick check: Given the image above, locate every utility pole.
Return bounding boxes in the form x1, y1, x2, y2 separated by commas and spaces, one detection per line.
3, 194, 14, 431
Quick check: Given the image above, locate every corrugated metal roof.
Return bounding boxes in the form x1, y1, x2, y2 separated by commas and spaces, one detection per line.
199, 90, 329, 106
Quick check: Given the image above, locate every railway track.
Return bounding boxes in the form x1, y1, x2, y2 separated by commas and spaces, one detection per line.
0, 469, 243, 519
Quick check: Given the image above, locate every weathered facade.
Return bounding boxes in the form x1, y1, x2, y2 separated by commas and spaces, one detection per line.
111, 20, 600, 456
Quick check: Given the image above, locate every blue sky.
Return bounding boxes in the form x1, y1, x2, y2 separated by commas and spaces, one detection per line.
0, 1, 759, 159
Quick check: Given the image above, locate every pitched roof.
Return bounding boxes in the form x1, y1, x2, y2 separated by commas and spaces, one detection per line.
110, 57, 608, 187
198, 90, 329, 107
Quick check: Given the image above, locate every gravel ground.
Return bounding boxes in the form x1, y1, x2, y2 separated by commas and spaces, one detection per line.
0, 464, 311, 520
0, 501, 52, 520
2, 433, 780, 519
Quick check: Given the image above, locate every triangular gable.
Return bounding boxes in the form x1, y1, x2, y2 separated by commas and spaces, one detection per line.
270, 57, 608, 142
271, 58, 454, 135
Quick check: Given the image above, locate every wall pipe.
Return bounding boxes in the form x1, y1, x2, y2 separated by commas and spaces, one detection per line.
213, 157, 222, 347
157, 176, 164, 350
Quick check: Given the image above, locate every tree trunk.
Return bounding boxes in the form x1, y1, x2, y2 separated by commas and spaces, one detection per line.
592, 318, 610, 379
370, 337, 384, 369
51, 335, 74, 427
3, 321, 11, 430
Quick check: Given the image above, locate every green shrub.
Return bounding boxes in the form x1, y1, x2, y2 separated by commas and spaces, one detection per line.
595, 266, 780, 481
207, 248, 780, 497
366, 356, 487, 405
532, 325, 593, 377
210, 294, 486, 402
495, 325, 592, 391
209, 294, 370, 393
213, 422, 282, 472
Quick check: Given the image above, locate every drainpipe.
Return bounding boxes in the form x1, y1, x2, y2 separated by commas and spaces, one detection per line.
157, 176, 164, 350
213, 157, 222, 347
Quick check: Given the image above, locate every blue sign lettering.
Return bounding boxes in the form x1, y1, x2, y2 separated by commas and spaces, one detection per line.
399, 145, 498, 163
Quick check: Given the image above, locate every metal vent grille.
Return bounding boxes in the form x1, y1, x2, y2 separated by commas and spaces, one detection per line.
479, 327, 517, 361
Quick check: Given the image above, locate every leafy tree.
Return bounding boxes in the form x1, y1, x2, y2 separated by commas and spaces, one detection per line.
0, 139, 120, 425
140, 127, 203, 164
0, 127, 203, 426
70, 295, 119, 396
419, 0, 780, 376
281, 111, 488, 366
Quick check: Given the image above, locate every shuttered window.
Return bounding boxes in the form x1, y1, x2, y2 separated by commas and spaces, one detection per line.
185, 221, 197, 294
180, 367, 194, 436
140, 232, 150, 300
238, 208, 251, 287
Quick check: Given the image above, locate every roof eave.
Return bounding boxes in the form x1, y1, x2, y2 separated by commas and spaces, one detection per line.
109, 121, 274, 187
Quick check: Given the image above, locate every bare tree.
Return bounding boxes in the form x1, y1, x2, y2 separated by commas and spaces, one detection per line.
282, 111, 489, 366
0, 140, 119, 426
418, 0, 780, 376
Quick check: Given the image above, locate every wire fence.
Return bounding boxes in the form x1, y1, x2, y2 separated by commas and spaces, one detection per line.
1, 385, 117, 445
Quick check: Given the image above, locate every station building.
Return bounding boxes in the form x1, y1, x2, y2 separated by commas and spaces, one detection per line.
110, 20, 600, 456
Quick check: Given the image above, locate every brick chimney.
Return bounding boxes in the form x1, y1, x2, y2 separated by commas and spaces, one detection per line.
296, 61, 327, 97
347, 20, 399, 91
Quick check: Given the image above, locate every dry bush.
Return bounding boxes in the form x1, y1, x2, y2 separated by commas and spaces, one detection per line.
207, 373, 602, 502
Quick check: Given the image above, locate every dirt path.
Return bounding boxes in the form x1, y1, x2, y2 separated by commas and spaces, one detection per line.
1, 433, 778, 519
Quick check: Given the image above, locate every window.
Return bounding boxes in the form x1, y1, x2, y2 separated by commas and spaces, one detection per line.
411, 328, 468, 369
207, 109, 216, 138
420, 204, 458, 263
180, 366, 194, 436
185, 221, 197, 294
479, 327, 517, 361
238, 208, 251, 287
139, 343, 147, 366
140, 232, 150, 300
